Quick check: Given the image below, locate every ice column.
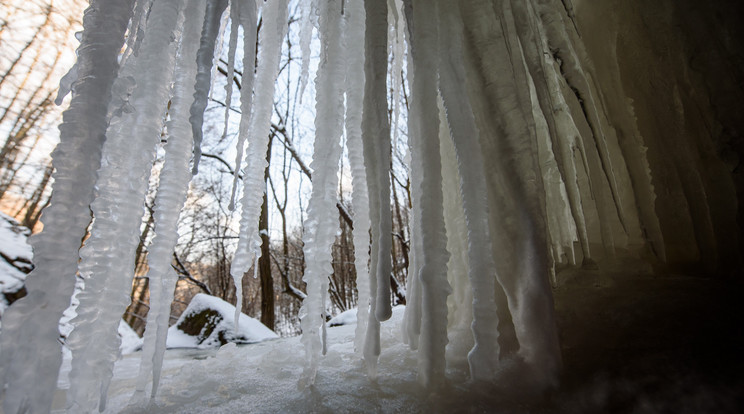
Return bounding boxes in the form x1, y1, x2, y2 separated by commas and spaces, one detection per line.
132, 0, 205, 402
343, 0, 371, 354
230, 0, 287, 326
299, 0, 346, 386
0, 1, 134, 413
361, 0, 392, 377
66, 0, 185, 411
459, 0, 561, 387
409, 0, 451, 388
436, 0, 501, 381
439, 100, 473, 360
402, 50, 423, 351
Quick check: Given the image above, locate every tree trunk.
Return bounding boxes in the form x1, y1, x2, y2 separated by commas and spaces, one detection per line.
259, 137, 275, 330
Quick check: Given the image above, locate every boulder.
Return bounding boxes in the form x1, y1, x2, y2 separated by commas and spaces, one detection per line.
167, 293, 278, 349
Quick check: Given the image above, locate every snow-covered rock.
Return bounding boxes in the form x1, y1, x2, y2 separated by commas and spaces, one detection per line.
118, 319, 143, 354
0, 212, 33, 315
166, 293, 278, 349
0, 212, 142, 355
327, 308, 357, 327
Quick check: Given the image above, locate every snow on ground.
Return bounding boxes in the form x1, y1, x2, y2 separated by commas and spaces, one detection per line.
166, 293, 278, 349
49, 272, 744, 413
0, 213, 32, 314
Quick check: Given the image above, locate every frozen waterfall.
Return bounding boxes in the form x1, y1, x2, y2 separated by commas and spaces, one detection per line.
3, 0, 737, 412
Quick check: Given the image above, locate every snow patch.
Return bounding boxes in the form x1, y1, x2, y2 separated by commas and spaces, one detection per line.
0, 213, 33, 304
327, 308, 357, 327
118, 320, 143, 354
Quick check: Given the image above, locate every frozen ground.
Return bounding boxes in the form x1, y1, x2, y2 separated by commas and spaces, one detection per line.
49, 270, 743, 413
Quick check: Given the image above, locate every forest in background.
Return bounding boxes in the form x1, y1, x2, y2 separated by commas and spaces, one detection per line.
0, 0, 411, 337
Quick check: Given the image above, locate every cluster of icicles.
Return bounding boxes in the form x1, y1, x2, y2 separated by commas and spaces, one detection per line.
0, 0, 663, 412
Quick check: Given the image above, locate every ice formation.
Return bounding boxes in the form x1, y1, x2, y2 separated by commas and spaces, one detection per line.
343, 0, 371, 355
0, 1, 136, 412
298, 0, 347, 386
66, 0, 185, 411
188, 0, 228, 175
132, 0, 205, 401
1, 0, 740, 412
361, 0, 393, 378
229, 0, 285, 328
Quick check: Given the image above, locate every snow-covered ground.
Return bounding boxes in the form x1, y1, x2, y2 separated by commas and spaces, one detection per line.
3, 213, 741, 413
47, 272, 743, 414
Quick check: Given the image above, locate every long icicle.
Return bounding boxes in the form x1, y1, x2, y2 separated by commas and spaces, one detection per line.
344, 0, 371, 355
402, 47, 424, 350
229, 0, 287, 330
297, 0, 316, 102
189, 0, 228, 175
66, 0, 185, 411
221, 0, 241, 140
370, 0, 393, 324
132, 0, 205, 402
227, 0, 259, 210
299, 0, 347, 387
0, 1, 135, 412
410, 0, 450, 388
436, 0, 500, 381
361, 0, 391, 377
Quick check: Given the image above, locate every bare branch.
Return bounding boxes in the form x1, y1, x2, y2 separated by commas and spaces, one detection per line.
270, 251, 306, 301
172, 252, 212, 295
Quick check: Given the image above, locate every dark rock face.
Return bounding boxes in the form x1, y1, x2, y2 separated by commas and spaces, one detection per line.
176, 308, 225, 346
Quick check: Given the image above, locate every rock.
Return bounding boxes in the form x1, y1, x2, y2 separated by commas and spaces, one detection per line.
166, 293, 278, 349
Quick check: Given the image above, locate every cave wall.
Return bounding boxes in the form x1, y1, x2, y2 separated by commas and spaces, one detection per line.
572, 0, 744, 275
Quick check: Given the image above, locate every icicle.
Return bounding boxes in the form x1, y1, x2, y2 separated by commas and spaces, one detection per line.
54, 62, 77, 105
189, 0, 229, 175
344, 0, 370, 355
402, 48, 423, 351
389, 0, 404, 149
66, 0, 185, 411
409, 0, 451, 388
436, 0, 500, 381
458, 0, 562, 387
439, 98, 472, 359
221, 1, 240, 140
227, 0, 259, 210
229, 0, 288, 331
298, 0, 317, 102
519, 24, 578, 271
299, 0, 346, 387
532, 1, 632, 250
0, 1, 134, 413
361, 0, 392, 377
539, 38, 594, 265
368, 0, 394, 325
120, 0, 153, 67
132, 0, 204, 402
209, 3, 231, 102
